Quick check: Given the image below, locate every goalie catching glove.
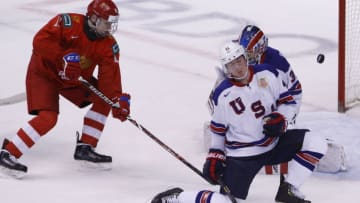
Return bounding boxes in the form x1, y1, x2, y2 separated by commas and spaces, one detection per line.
203, 148, 226, 185
263, 112, 287, 137
112, 93, 130, 122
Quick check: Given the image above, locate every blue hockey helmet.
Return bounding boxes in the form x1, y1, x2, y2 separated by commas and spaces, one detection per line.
238, 25, 268, 65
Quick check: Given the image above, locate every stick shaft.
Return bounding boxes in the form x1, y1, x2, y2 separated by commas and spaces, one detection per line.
78, 76, 237, 203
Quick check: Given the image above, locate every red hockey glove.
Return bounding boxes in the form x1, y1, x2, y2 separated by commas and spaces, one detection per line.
112, 93, 131, 122
263, 112, 287, 137
203, 148, 226, 185
58, 52, 81, 81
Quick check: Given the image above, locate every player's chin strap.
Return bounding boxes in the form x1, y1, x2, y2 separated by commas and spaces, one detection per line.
78, 76, 237, 203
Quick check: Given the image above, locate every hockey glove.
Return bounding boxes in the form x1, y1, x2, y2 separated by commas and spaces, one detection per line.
203, 148, 226, 185
263, 112, 287, 137
112, 93, 130, 122
58, 52, 81, 81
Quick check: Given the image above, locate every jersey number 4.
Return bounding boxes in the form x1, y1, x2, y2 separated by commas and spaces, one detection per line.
229, 97, 265, 118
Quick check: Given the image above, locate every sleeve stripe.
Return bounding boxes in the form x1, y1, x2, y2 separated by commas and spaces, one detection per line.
277, 92, 296, 105
225, 136, 277, 149
289, 89, 302, 96
289, 80, 302, 91
287, 81, 302, 96
210, 121, 227, 136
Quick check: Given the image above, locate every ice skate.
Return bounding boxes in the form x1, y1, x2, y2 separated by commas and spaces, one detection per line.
0, 139, 27, 179
151, 187, 183, 203
275, 174, 311, 203
73, 134, 112, 170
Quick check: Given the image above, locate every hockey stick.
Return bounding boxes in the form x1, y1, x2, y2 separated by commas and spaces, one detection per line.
78, 76, 237, 203
0, 92, 26, 106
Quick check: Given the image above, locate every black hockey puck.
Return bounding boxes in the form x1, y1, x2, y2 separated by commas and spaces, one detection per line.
317, 54, 325, 64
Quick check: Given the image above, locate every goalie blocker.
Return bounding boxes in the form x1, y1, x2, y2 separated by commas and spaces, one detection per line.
203, 122, 347, 174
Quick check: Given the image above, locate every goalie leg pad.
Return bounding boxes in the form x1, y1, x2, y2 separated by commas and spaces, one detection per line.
316, 139, 347, 173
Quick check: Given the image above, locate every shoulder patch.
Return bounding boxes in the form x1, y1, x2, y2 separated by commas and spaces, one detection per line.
61, 14, 72, 27
258, 77, 269, 88
112, 43, 120, 55
72, 15, 80, 24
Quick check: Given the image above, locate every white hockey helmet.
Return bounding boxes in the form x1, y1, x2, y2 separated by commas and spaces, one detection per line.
219, 42, 248, 80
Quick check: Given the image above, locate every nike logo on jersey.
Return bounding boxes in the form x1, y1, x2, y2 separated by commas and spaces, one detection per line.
71, 35, 79, 39
53, 16, 61, 27
224, 92, 230, 97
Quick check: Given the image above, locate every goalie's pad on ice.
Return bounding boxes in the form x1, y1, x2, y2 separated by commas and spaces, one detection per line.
316, 139, 347, 173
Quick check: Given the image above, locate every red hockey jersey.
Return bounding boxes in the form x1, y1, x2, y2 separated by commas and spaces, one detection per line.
32, 13, 122, 98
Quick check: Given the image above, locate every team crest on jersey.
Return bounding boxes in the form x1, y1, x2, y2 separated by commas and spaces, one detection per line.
72, 16, 80, 24
258, 78, 268, 88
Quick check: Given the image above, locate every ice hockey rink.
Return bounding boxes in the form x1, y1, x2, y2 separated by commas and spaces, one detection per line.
0, 0, 359, 202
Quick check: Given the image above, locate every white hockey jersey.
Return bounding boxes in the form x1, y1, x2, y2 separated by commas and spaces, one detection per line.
210, 64, 297, 157
207, 47, 302, 126
261, 47, 302, 124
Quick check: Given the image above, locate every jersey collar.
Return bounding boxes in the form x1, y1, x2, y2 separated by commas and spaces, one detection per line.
230, 66, 254, 87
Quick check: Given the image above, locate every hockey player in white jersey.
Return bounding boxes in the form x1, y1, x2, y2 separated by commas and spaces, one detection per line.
151, 42, 327, 203
236, 25, 346, 174
204, 24, 302, 175
205, 25, 345, 175
207, 25, 301, 127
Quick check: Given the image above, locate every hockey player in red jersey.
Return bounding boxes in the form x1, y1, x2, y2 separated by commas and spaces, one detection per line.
0, 0, 130, 178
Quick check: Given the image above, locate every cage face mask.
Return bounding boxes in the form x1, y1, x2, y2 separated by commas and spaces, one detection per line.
219, 42, 249, 80
94, 15, 119, 36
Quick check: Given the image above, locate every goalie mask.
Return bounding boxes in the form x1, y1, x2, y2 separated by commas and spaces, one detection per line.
87, 0, 119, 37
239, 25, 268, 65
219, 42, 249, 81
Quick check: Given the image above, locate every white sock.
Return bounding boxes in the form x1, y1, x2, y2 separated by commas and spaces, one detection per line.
287, 132, 327, 188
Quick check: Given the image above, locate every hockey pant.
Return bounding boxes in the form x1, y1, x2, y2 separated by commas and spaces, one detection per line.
177, 129, 327, 202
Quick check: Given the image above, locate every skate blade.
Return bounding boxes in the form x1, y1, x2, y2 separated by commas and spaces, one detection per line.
76, 160, 112, 171
0, 165, 26, 179
149, 187, 183, 203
